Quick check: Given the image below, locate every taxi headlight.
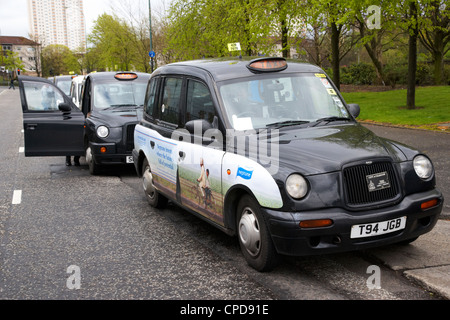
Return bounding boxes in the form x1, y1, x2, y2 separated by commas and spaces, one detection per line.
413, 155, 433, 179
286, 174, 308, 199
96, 125, 109, 138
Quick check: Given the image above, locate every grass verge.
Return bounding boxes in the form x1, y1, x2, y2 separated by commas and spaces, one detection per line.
341, 86, 450, 132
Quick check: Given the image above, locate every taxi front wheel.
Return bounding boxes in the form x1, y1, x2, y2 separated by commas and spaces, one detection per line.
237, 195, 279, 272
142, 158, 167, 209
86, 147, 101, 175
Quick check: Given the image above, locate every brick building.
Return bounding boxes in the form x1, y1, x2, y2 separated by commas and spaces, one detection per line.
0, 36, 41, 77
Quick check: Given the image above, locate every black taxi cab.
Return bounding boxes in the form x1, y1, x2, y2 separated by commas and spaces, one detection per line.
54, 75, 75, 96
133, 57, 443, 271
18, 71, 151, 174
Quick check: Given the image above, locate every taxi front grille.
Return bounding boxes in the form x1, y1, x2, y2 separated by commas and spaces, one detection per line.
125, 124, 136, 152
343, 161, 400, 207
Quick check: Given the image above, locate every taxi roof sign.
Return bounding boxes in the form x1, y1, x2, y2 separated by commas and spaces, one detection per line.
247, 57, 287, 73
114, 72, 138, 80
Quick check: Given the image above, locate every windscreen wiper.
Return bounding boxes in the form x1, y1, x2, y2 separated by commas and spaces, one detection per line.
312, 116, 351, 126
266, 120, 310, 129
103, 104, 139, 111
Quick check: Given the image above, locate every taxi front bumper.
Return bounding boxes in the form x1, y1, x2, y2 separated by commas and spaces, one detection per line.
263, 189, 443, 256
89, 142, 134, 165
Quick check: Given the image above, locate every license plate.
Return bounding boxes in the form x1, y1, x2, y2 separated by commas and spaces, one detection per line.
351, 216, 406, 239
366, 171, 390, 192
126, 156, 134, 164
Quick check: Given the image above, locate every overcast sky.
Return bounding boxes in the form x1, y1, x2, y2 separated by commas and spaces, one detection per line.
0, 0, 170, 38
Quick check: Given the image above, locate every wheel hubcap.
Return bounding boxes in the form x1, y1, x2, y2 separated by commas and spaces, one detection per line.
239, 208, 261, 257
86, 147, 92, 164
143, 166, 156, 200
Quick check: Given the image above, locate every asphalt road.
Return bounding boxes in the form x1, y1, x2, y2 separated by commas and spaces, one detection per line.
0, 87, 448, 306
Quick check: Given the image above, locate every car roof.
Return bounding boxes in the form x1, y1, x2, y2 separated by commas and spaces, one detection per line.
87, 71, 151, 81
54, 75, 74, 81
71, 75, 85, 83
157, 57, 324, 82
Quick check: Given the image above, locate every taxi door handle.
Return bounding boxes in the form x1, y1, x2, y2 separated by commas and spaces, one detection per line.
26, 123, 37, 130
179, 151, 185, 160
150, 141, 155, 149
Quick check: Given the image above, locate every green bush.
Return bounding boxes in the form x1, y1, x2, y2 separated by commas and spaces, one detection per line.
340, 63, 377, 85
383, 63, 408, 87
443, 64, 450, 85
416, 63, 434, 85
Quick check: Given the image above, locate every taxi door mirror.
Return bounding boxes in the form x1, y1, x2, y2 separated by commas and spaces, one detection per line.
58, 102, 72, 113
347, 103, 360, 118
185, 119, 212, 134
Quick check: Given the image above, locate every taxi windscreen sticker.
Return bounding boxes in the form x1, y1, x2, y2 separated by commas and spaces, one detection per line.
327, 88, 337, 95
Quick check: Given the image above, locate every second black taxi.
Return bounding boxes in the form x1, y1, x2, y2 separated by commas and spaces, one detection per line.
18, 71, 151, 174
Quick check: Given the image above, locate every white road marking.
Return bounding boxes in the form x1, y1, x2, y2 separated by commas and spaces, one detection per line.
12, 190, 22, 205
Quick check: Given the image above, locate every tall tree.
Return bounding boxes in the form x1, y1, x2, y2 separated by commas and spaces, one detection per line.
406, 0, 419, 109
164, 0, 305, 61
28, 34, 43, 77
89, 13, 137, 71
419, 0, 450, 85
1, 50, 24, 79
307, 0, 359, 90
41, 45, 79, 76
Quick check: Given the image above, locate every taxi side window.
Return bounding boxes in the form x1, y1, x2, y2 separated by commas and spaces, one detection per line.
23, 82, 64, 111
144, 77, 158, 119
186, 80, 216, 124
160, 77, 183, 126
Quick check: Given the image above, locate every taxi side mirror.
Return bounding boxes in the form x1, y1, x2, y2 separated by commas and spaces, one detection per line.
59, 102, 72, 113
347, 103, 360, 118
185, 119, 212, 134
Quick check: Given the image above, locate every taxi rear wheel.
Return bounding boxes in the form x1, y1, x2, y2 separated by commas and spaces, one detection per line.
142, 158, 167, 209
237, 195, 279, 272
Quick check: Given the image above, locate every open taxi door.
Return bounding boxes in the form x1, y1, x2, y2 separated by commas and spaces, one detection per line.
18, 76, 85, 157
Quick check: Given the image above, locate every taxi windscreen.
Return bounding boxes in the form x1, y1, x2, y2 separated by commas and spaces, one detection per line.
93, 81, 148, 110
219, 73, 350, 130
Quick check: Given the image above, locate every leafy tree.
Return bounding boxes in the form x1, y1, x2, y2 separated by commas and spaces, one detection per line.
165, 0, 251, 60
1, 50, 24, 78
406, 0, 419, 109
164, 0, 305, 61
391, 0, 427, 109
41, 44, 79, 76
89, 13, 137, 71
418, 0, 450, 85
299, 4, 330, 67
306, 0, 360, 90
352, 0, 398, 86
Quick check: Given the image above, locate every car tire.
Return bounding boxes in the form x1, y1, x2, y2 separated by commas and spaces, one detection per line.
86, 146, 101, 175
237, 194, 279, 272
142, 158, 168, 209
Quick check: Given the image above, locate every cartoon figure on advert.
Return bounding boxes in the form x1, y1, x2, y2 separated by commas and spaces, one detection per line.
205, 169, 215, 207
197, 157, 207, 207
